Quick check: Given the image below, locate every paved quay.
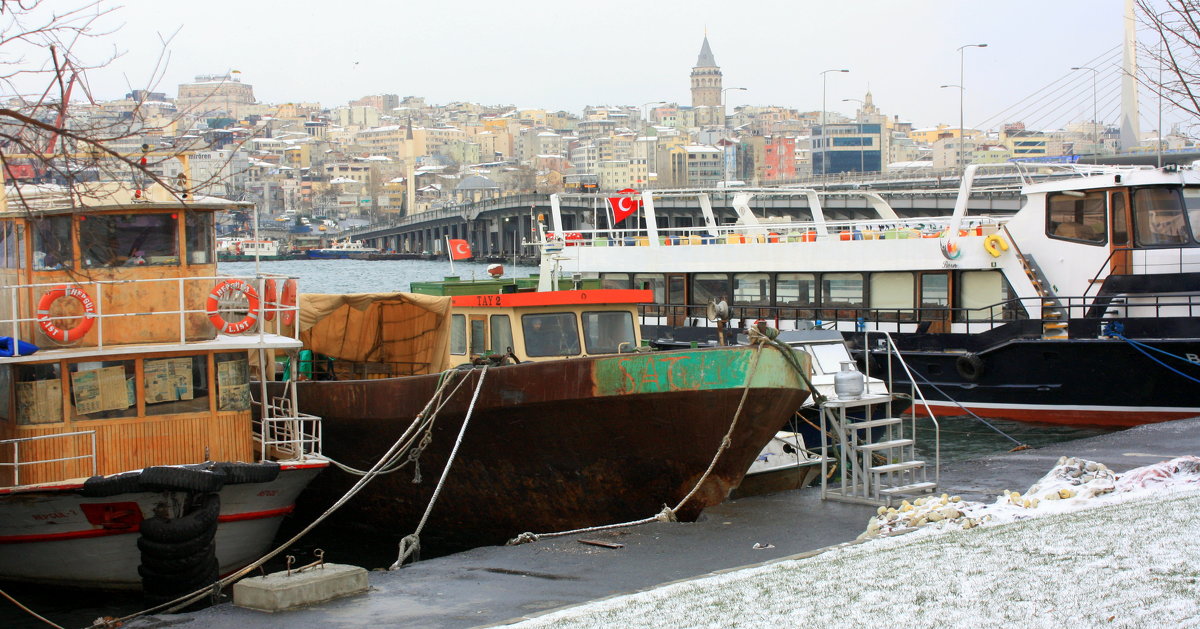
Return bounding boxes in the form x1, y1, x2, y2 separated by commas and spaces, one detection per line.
133, 416, 1200, 629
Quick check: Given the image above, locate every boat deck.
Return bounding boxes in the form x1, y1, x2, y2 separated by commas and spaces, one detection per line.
138, 416, 1200, 629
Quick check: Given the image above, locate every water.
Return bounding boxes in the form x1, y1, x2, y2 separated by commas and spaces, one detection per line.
0, 258, 1112, 628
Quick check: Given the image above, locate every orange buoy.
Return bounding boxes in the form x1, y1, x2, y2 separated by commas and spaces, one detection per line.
206, 279, 260, 334
279, 279, 298, 326
37, 285, 97, 343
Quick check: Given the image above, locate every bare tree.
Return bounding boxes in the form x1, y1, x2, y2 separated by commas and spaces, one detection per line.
1137, 0, 1200, 136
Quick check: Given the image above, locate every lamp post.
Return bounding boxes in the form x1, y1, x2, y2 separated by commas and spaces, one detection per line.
955, 43, 987, 175
842, 98, 866, 173
1071, 66, 1100, 153
720, 87, 748, 184
819, 69, 849, 179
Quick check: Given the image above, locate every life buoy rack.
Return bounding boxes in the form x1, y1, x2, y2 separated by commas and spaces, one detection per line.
262, 279, 278, 321
37, 285, 97, 343
279, 279, 298, 326
983, 234, 1009, 257
955, 352, 985, 381
206, 279, 260, 334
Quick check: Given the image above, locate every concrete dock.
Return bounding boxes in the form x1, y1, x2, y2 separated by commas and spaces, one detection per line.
132, 417, 1200, 629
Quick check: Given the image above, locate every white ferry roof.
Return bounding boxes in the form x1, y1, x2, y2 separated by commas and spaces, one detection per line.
1018, 164, 1199, 195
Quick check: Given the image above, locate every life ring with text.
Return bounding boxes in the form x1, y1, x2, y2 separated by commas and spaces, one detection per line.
262, 279, 278, 321
983, 234, 1009, 258
37, 285, 97, 343
279, 279, 298, 326
955, 352, 985, 381
206, 279, 260, 334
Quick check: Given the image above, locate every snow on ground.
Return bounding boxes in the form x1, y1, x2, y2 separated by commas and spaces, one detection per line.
510, 457, 1200, 629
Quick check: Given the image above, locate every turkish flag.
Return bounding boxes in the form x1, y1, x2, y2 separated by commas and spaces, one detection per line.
448, 238, 472, 260
608, 189, 641, 225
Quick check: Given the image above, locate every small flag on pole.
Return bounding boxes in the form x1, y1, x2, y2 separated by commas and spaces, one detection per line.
448, 238, 472, 260
607, 188, 641, 225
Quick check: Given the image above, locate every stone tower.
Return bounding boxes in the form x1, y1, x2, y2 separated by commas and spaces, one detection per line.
690, 35, 723, 127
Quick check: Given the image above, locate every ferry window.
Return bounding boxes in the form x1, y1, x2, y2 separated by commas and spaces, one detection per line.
869, 272, 915, 321
489, 315, 513, 355
450, 314, 466, 355
777, 273, 817, 317
1132, 188, 1193, 246
633, 274, 665, 302
68, 360, 136, 420
144, 355, 210, 416
691, 273, 729, 305
186, 212, 215, 265
80, 213, 180, 268
601, 273, 631, 289
1111, 192, 1129, 246
14, 363, 62, 425
1184, 188, 1200, 242
959, 270, 1026, 321
582, 310, 636, 354
733, 273, 770, 306
215, 353, 250, 411
469, 318, 486, 355
522, 312, 580, 357
820, 273, 864, 319
32, 216, 72, 270
1047, 191, 1106, 244
921, 273, 950, 308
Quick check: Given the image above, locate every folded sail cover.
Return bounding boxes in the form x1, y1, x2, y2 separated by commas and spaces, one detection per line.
298, 292, 453, 375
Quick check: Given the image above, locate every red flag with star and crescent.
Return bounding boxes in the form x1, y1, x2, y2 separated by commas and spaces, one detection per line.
448, 238, 472, 260
607, 188, 641, 225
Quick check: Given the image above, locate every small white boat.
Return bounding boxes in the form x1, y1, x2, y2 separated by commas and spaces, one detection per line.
306, 239, 380, 259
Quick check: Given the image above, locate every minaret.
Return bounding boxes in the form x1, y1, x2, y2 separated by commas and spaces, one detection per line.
690, 35, 723, 127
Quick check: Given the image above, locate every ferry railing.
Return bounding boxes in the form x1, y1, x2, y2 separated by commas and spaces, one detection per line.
861, 331, 939, 490
0, 273, 303, 353
0, 430, 96, 487
254, 396, 323, 462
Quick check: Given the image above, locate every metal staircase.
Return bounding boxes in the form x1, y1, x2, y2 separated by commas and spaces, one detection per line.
820, 332, 939, 506
1002, 227, 1069, 340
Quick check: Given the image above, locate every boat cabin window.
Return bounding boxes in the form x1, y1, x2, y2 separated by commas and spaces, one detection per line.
777, 273, 817, 319
80, 213, 180, 268
14, 364, 61, 425
869, 272, 915, 321
958, 270, 1025, 321
820, 273, 864, 320
522, 312, 581, 357
733, 273, 770, 306
32, 216, 73, 270
691, 273, 729, 307
144, 355, 209, 416
803, 342, 854, 375
215, 353, 250, 411
601, 273, 631, 289
450, 314, 466, 355
68, 360, 136, 420
489, 315, 513, 355
1111, 191, 1129, 246
1132, 187, 1200, 247
633, 274, 665, 302
1047, 191, 1107, 244
2, 222, 24, 270
186, 212, 215, 265
581, 310, 636, 354
469, 318, 486, 354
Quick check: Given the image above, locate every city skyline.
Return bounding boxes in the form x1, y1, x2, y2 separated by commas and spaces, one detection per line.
48, 0, 1176, 132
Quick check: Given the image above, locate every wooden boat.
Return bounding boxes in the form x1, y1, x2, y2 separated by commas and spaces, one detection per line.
0, 181, 327, 595
275, 288, 811, 554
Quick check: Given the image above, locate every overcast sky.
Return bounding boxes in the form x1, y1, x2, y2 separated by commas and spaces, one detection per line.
51, 0, 1185, 132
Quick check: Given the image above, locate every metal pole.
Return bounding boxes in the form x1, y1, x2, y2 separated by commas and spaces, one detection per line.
956, 44, 987, 175
819, 69, 849, 181
1072, 66, 1100, 153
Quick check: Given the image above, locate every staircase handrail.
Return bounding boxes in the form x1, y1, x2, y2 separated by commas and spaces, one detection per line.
862, 330, 939, 487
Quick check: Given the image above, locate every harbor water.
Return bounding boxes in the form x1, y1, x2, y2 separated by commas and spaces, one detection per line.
2, 257, 1112, 629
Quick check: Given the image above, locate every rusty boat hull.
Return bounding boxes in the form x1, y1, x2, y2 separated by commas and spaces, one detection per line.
283, 345, 810, 554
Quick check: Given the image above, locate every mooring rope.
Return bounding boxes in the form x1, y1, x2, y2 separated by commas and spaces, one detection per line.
905, 367, 1026, 448
104, 368, 476, 624
391, 365, 489, 569
508, 342, 770, 545
0, 588, 64, 629
1114, 333, 1200, 385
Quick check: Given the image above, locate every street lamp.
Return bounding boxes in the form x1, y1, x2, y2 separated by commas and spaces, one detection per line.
720, 87, 748, 183
955, 43, 987, 175
1071, 66, 1100, 153
842, 98, 866, 173
820, 69, 849, 178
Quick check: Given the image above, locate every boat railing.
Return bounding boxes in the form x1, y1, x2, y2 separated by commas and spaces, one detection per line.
0, 430, 96, 487
862, 330, 939, 488
254, 394, 323, 462
0, 273, 302, 352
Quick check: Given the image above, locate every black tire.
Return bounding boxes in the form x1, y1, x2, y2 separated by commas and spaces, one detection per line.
955, 352, 986, 381
139, 466, 227, 492
137, 526, 216, 558
140, 541, 215, 573
80, 472, 145, 497
139, 493, 221, 544
212, 461, 280, 484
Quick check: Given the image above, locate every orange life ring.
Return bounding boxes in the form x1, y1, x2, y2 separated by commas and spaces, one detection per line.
279, 279, 298, 326
262, 278, 278, 322
207, 279, 260, 334
37, 285, 97, 343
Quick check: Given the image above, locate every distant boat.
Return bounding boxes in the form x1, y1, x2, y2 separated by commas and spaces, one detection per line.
217, 237, 286, 261
305, 240, 380, 259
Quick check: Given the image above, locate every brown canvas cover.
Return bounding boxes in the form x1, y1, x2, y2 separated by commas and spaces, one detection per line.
298, 292, 453, 375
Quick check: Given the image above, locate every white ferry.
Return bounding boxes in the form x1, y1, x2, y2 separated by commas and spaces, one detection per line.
535, 163, 1200, 428
305, 239, 380, 259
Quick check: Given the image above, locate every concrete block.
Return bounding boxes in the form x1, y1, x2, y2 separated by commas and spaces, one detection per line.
233, 563, 368, 612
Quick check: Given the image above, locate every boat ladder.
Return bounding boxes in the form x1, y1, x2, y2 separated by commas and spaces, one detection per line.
820, 332, 939, 506
1003, 226, 1069, 340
